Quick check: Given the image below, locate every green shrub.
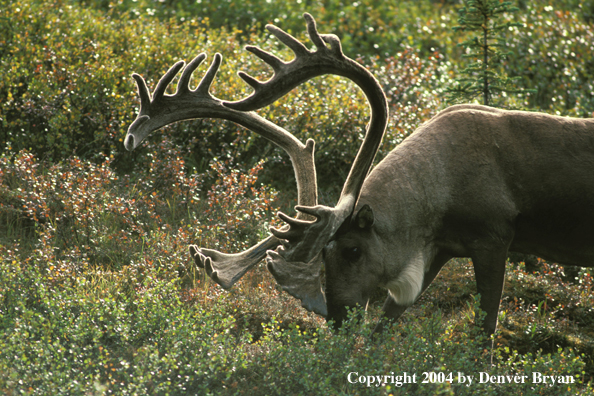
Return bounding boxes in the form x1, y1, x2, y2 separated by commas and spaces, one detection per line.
2, 252, 591, 395
503, 3, 594, 115
1, 0, 136, 165
0, 0, 262, 173
0, 251, 250, 395
0, 0, 448, 199
77, 0, 458, 57
0, 146, 279, 272
2, 1, 594, 394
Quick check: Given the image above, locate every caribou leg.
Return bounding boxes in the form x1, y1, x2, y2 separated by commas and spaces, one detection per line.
471, 248, 509, 340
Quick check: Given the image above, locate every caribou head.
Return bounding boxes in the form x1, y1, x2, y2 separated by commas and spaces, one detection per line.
126, 14, 594, 346
125, 14, 387, 318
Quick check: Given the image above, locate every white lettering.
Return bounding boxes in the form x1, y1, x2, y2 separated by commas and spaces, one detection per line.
457, 372, 474, 387
532, 372, 575, 386
347, 372, 358, 384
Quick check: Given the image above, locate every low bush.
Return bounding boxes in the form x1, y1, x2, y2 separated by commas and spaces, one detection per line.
0, 145, 279, 271
77, 0, 457, 57
1, 248, 592, 394
504, 3, 594, 116
0, 0, 448, 201
2, 0, 594, 394
0, 0, 268, 174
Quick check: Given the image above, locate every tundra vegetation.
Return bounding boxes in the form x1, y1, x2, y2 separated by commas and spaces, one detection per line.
1, 0, 593, 395
444, 0, 529, 105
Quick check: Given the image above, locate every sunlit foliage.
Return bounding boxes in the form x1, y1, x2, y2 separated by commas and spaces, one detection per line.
0, 0, 593, 393
505, 3, 594, 116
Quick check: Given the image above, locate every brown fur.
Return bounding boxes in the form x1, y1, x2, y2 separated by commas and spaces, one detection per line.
323, 104, 594, 338
125, 14, 593, 343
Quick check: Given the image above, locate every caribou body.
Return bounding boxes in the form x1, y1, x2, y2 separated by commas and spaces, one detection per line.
323, 104, 594, 335
125, 14, 593, 346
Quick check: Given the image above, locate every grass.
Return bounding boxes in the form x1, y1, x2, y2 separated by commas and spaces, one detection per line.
1, 1, 594, 394
1, 149, 592, 395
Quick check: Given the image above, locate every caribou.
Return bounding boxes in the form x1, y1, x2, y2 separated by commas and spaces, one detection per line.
125, 14, 594, 345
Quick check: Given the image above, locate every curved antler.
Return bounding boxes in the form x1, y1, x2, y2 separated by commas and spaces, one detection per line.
125, 53, 324, 313
231, 13, 389, 265
125, 13, 388, 318
126, 53, 317, 211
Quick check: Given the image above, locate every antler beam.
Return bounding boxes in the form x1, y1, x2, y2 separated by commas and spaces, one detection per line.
229, 13, 389, 266
125, 53, 321, 304
126, 13, 389, 318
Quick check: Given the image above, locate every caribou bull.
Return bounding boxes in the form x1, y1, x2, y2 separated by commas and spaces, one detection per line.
125, 14, 594, 344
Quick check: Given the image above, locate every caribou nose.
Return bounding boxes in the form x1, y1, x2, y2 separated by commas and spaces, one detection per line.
124, 134, 135, 151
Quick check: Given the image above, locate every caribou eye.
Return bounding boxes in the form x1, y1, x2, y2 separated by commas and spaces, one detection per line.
342, 246, 362, 262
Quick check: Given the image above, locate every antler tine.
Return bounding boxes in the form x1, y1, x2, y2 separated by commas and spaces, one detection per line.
196, 53, 222, 95
153, 61, 185, 102
303, 13, 345, 60
239, 15, 312, 78
125, 51, 324, 311
320, 34, 344, 58
172, 52, 222, 96
225, 12, 352, 112
244, 46, 286, 73
265, 24, 310, 57
132, 73, 152, 112
177, 53, 207, 94
303, 12, 327, 50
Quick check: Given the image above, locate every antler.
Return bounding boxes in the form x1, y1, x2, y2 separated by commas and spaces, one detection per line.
125, 53, 321, 307
125, 13, 388, 318
229, 13, 388, 265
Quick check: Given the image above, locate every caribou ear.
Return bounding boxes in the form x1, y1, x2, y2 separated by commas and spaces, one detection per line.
353, 204, 374, 230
